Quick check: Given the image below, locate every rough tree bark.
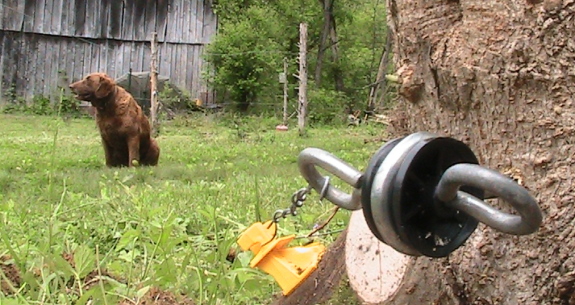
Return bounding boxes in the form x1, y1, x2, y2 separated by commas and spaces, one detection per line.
379, 0, 575, 304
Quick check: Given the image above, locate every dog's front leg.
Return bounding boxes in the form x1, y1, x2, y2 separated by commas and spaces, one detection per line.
127, 136, 141, 167
102, 138, 114, 167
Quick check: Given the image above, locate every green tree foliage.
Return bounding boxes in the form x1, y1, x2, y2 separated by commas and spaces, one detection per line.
206, 6, 285, 111
206, 0, 387, 119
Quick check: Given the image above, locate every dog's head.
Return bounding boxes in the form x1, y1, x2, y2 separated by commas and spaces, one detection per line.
69, 73, 115, 104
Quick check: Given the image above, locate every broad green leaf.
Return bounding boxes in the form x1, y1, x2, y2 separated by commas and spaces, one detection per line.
75, 286, 100, 305
50, 254, 75, 280
73, 244, 96, 279
115, 228, 140, 252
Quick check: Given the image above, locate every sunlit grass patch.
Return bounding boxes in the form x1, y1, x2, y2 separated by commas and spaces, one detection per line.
0, 113, 385, 304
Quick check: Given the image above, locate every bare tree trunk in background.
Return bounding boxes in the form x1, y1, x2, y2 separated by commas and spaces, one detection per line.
328, 17, 345, 93
367, 33, 392, 112
297, 23, 308, 136
376, 0, 575, 304
315, 0, 334, 88
367, 49, 387, 110
314, 0, 345, 93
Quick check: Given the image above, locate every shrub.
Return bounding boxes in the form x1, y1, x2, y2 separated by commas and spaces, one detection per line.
205, 6, 284, 112
59, 94, 80, 115
29, 95, 54, 115
158, 83, 197, 112
307, 88, 349, 125
1, 93, 81, 117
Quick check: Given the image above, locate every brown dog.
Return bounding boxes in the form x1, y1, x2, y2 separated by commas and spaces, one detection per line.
69, 72, 160, 167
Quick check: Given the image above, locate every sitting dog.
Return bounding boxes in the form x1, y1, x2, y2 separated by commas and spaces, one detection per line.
69, 72, 160, 167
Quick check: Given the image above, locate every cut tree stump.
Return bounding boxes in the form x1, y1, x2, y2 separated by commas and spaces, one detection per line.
345, 210, 411, 304
344, 210, 491, 304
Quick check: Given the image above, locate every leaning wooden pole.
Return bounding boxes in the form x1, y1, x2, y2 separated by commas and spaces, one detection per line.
150, 32, 159, 136
297, 23, 308, 136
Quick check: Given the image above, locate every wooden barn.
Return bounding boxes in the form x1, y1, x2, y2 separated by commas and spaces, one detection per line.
0, 0, 217, 104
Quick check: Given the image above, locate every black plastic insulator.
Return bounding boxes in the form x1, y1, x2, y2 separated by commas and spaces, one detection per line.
360, 138, 402, 244
391, 137, 484, 257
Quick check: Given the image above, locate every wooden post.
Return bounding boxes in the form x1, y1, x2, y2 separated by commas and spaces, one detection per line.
282, 57, 289, 126
297, 23, 308, 136
150, 32, 159, 136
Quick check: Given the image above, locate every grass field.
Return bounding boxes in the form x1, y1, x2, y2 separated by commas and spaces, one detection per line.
0, 113, 385, 304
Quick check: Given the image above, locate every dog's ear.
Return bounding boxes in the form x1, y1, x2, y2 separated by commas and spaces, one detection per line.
94, 74, 115, 99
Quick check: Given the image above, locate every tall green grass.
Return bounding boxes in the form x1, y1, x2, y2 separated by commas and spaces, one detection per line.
0, 113, 385, 304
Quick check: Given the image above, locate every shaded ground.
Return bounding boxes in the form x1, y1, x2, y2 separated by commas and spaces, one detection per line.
0, 255, 21, 295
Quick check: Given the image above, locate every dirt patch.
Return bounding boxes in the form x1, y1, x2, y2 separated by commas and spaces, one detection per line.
62, 252, 121, 291
0, 255, 21, 294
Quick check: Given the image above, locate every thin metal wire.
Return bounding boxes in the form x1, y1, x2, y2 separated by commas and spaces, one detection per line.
306, 206, 340, 238
295, 228, 345, 239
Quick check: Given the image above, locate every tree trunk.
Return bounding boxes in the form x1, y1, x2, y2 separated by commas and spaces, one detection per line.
367, 31, 392, 112
328, 17, 345, 93
315, 0, 335, 88
375, 0, 575, 304
298, 23, 309, 136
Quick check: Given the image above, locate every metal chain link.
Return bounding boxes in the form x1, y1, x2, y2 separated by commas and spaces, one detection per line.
271, 177, 331, 223
272, 185, 311, 223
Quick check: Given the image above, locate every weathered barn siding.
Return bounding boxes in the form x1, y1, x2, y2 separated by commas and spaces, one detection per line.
0, 0, 217, 103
